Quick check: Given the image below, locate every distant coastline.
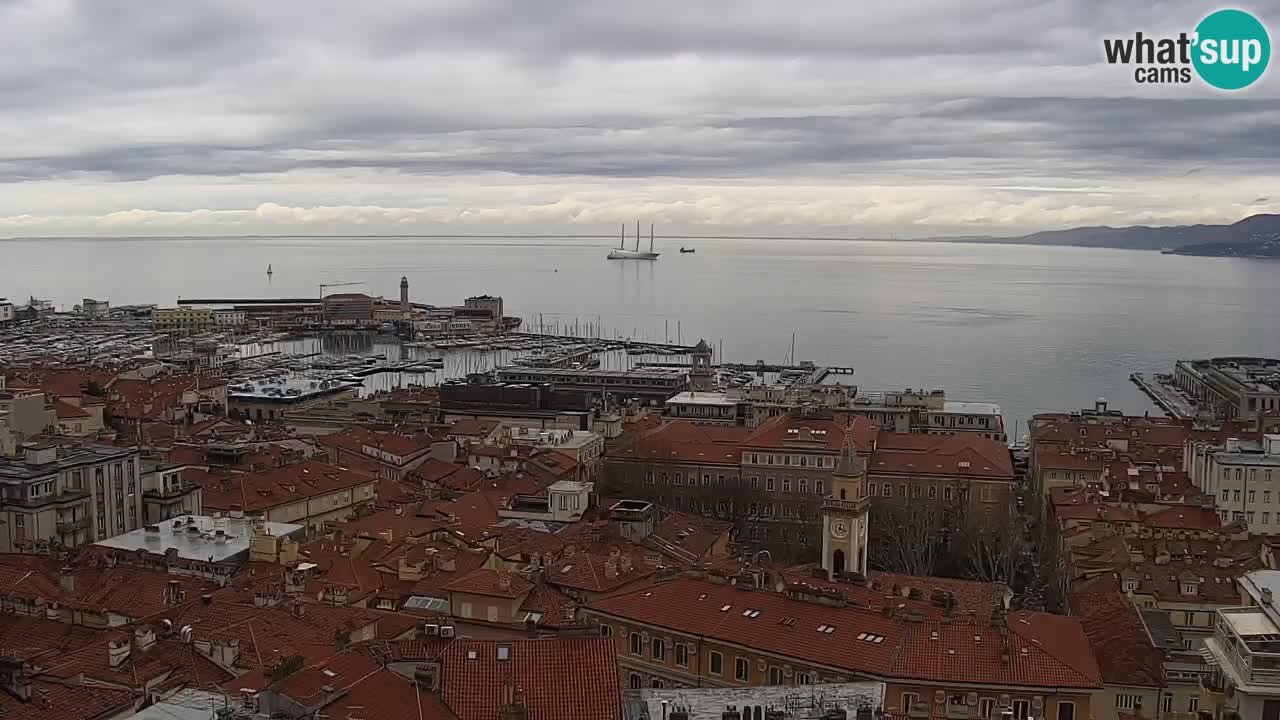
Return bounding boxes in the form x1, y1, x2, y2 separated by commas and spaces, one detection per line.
4, 212, 1278, 252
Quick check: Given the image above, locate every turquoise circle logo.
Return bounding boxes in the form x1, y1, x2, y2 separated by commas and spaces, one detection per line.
1193, 9, 1270, 90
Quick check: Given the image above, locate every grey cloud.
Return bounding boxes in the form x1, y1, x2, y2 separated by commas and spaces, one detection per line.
0, 0, 1277, 233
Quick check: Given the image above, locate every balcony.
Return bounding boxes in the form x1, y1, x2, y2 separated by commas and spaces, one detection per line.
144, 483, 196, 501
822, 496, 870, 514
1207, 607, 1280, 689
56, 517, 92, 534
5, 488, 90, 509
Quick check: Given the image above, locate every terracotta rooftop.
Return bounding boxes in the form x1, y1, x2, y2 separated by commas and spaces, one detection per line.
870, 431, 1014, 479
187, 459, 376, 513
440, 637, 620, 720
744, 414, 878, 453
1071, 591, 1166, 689
444, 569, 533, 599
0, 677, 138, 720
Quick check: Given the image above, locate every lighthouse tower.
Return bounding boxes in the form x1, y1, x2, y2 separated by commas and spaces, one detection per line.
399, 277, 410, 317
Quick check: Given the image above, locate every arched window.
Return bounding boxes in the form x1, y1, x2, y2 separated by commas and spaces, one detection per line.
833, 549, 846, 572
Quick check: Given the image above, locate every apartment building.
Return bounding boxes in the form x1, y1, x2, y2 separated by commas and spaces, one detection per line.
140, 458, 202, 524
0, 442, 144, 551
865, 432, 1016, 524
1191, 435, 1280, 534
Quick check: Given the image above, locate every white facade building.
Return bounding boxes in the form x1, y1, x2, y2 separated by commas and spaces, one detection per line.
1192, 434, 1280, 534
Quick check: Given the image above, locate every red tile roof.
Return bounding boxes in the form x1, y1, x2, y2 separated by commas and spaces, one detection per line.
444, 569, 533, 599
0, 677, 138, 720
889, 612, 1102, 689
871, 432, 1014, 479
1071, 591, 1166, 689
643, 511, 732, 565
266, 648, 455, 720
1144, 506, 1224, 531
54, 400, 90, 419
745, 414, 879, 453
608, 420, 750, 465
440, 638, 620, 720
0, 615, 108, 664
588, 578, 903, 676
187, 459, 376, 513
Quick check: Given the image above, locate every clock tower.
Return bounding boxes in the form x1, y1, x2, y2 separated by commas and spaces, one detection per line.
821, 427, 871, 578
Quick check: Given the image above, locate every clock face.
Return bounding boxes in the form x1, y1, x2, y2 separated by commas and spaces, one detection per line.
831, 519, 849, 539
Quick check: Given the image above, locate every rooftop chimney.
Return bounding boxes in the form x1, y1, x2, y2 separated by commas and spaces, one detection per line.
59, 566, 75, 594
108, 639, 131, 669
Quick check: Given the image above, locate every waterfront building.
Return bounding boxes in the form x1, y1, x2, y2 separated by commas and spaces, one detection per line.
0, 299, 13, 325
0, 442, 144, 552
212, 308, 246, 327
80, 298, 110, 318
494, 366, 688, 401
1174, 357, 1280, 422
845, 389, 1006, 442
462, 294, 504, 331
226, 376, 358, 422
151, 307, 216, 333
865, 431, 1016, 524
321, 292, 375, 325
505, 425, 605, 480
664, 390, 741, 424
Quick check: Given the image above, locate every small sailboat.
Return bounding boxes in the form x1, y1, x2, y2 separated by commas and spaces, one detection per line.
267, 264, 273, 275
679, 247, 695, 253
607, 222, 660, 260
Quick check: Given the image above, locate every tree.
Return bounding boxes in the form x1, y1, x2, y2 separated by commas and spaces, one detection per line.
869, 499, 946, 576
951, 507, 1029, 585
83, 381, 107, 398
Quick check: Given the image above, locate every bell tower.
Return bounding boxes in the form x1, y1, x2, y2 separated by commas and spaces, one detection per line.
689, 339, 714, 392
821, 423, 871, 579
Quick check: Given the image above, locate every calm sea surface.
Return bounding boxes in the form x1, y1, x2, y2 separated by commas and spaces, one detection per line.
3, 236, 1278, 431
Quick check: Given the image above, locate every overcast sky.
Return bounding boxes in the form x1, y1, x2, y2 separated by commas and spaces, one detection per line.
2, 0, 1278, 238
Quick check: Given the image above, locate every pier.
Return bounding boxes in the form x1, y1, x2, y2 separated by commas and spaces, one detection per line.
1130, 372, 1198, 419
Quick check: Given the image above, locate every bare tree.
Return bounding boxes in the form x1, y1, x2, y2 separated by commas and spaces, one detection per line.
869, 500, 944, 576
951, 507, 1028, 585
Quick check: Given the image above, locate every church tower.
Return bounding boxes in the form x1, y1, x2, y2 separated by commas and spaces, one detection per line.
689, 339, 714, 392
821, 425, 871, 578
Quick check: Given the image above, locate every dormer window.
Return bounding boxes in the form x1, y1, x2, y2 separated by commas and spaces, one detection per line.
1182, 582, 1199, 596
1124, 579, 1139, 592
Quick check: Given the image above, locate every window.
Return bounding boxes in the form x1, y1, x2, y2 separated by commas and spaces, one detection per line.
709, 651, 723, 676
629, 673, 642, 689
750, 476, 759, 490
630, 633, 643, 655
767, 477, 775, 491
1250, 490, 1257, 503
1267, 490, 1273, 504
1115, 694, 1141, 710
1123, 578, 1138, 592
978, 698, 995, 719
1012, 700, 1030, 720
815, 480, 823, 494
868, 483, 877, 496
651, 679, 664, 689
883, 483, 891, 496
1056, 701, 1075, 720
599, 624, 612, 637
911, 485, 921, 498
1234, 489, 1242, 501
768, 667, 782, 685
799, 478, 808, 493
796, 672, 811, 685
1248, 511, 1256, 523
702, 474, 710, 487
1161, 694, 1173, 713
898, 484, 906, 497
675, 644, 688, 668
901, 693, 919, 712
1266, 512, 1271, 524
735, 657, 749, 682
783, 477, 792, 493
928, 485, 937, 499
651, 638, 665, 661
459, 602, 472, 618
1188, 696, 1199, 712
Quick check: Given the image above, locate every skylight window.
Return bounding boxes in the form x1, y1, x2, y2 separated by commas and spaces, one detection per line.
720, 604, 732, 612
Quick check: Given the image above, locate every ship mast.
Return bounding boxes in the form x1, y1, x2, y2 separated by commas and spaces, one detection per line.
650, 224, 654, 252
635, 220, 640, 252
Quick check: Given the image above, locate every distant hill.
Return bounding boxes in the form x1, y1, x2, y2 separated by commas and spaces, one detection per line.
941, 213, 1280, 251
1170, 237, 1280, 258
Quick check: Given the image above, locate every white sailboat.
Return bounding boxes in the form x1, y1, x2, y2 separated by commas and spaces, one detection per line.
608, 221, 660, 260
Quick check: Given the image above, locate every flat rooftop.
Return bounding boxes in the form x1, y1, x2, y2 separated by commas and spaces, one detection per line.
666, 391, 736, 407
95, 514, 303, 563
943, 400, 1004, 416
0, 444, 135, 483
227, 375, 356, 402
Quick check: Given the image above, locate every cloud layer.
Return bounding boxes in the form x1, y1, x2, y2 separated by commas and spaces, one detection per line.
2, 0, 1278, 237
